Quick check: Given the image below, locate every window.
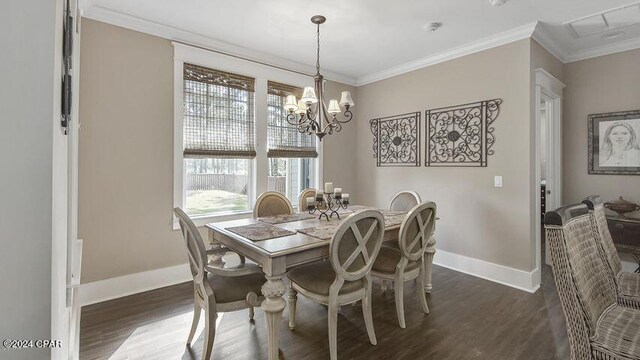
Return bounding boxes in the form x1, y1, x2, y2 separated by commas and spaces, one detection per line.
173, 44, 321, 226
266, 81, 317, 207
182, 63, 255, 217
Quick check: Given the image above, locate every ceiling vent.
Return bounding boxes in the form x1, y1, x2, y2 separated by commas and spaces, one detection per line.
567, 2, 640, 38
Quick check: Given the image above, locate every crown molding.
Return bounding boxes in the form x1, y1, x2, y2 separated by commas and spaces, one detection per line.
565, 36, 640, 63
82, 6, 358, 86
530, 23, 569, 63
355, 22, 539, 86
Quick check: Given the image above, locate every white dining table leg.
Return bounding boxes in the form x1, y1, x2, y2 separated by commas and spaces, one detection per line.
261, 275, 287, 360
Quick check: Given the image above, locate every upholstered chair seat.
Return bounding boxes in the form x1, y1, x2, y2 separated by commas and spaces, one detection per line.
288, 262, 364, 296
372, 247, 421, 274
206, 272, 265, 304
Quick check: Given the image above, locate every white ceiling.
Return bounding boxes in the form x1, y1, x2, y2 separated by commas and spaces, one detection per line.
83, 0, 640, 84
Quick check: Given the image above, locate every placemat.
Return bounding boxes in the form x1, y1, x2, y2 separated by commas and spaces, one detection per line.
296, 221, 342, 240
225, 223, 295, 242
257, 212, 316, 224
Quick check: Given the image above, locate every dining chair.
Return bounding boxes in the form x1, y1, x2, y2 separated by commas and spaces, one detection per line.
385, 191, 437, 294
582, 195, 640, 309
388, 190, 422, 212
544, 204, 640, 360
253, 191, 294, 218
173, 208, 265, 360
287, 210, 386, 360
298, 188, 316, 212
372, 202, 436, 328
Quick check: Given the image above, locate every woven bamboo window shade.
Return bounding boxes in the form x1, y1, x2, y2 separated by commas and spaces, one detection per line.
183, 63, 256, 158
267, 81, 317, 158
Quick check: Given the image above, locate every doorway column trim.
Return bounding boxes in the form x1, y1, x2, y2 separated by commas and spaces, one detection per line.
533, 68, 565, 289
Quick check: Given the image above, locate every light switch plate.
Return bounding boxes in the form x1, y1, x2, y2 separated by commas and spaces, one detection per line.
494, 176, 503, 188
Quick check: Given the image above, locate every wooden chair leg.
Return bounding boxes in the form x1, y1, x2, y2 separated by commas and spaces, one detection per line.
424, 246, 435, 293
328, 300, 339, 360
362, 279, 377, 345
201, 305, 216, 360
418, 261, 430, 314
288, 288, 298, 330
186, 301, 202, 347
394, 274, 406, 329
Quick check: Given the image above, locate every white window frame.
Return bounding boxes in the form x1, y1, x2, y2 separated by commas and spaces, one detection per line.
173, 43, 322, 229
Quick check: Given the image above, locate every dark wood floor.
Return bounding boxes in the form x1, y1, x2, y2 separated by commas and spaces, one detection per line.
80, 265, 568, 360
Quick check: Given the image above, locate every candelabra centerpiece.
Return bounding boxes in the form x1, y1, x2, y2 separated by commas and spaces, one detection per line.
305, 182, 350, 221
283, 15, 354, 141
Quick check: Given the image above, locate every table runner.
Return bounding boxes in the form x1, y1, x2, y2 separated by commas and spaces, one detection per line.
296, 209, 408, 240
257, 212, 316, 224
226, 223, 295, 242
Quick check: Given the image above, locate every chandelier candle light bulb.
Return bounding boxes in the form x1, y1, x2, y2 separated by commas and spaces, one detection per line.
284, 15, 355, 140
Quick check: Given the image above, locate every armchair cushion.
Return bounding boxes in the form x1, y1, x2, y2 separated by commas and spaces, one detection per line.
207, 272, 264, 304
288, 261, 363, 296
372, 247, 420, 275
592, 306, 640, 359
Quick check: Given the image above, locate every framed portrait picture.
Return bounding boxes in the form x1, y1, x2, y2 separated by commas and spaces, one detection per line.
588, 109, 640, 175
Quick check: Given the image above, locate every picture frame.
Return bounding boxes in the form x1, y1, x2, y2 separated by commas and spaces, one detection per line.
588, 109, 640, 175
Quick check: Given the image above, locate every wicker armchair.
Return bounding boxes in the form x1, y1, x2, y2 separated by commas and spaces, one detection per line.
253, 191, 294, 218
545, 204, 640, 360
582, 195, 640, 310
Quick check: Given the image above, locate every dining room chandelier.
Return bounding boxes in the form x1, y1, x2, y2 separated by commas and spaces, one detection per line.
284, 15, 354, 141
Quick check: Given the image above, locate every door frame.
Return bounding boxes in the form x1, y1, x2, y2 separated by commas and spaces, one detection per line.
533, 68, 565, 286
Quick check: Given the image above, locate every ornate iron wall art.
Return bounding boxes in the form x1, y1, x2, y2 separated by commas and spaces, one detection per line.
369, 112, 421, 167
425, 99, 502, 167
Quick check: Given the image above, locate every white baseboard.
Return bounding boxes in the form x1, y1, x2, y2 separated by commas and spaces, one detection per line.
433, 250, 539, 293
79, 263, 192, 306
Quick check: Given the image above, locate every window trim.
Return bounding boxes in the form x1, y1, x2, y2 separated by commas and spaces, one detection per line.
172, 43, 322, 229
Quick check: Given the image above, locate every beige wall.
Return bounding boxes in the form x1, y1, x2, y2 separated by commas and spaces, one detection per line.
355, 40, 535, 271
321, 81, 358, 197
79, 20, 184, 283
563, 48, 640, 217
79, 20, 358, 283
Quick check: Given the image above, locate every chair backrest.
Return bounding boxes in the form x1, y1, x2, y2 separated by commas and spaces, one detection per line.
330, 210, 385, 282
298, 188, 316, 212
253, 191, 294, 218
389, 190, 422, 212
173, 207, 208, 290
398, 202, 436, 261
582, 195, 623, 277
544, 204, 617, 347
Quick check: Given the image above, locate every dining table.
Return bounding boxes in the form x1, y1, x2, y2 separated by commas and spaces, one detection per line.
205, 205, 410, 360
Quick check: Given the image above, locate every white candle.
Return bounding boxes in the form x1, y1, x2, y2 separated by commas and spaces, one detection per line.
316, 190, 324, 200
342, 193, 350, 203
306, 197, 315, 206
334, 187, 342, 196
324, 182, 334, 193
